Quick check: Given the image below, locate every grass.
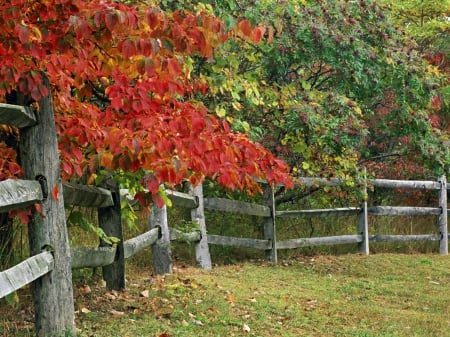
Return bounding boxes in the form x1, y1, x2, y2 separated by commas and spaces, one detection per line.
2, 253, 449, 337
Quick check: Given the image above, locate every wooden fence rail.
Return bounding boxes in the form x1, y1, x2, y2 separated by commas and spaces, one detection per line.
197, 175, 449, 260
0, 251, 53, 298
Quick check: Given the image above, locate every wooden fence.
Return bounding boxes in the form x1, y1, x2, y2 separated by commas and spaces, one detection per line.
168, 175, 448, 262
0, 87, 209, 336
0, 86, 449, 336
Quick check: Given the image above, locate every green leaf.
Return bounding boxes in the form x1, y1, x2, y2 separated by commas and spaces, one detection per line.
158, 185, 173, 207
5, 291, 19, 307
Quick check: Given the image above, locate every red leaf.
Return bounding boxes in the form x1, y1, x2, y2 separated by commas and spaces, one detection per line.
251, 26, 266, 44
105, 12, 119, 32
34, 203, 43, 216
17, 25, 30, 43
52, 184, 59, 201
17, 210, 31, 224
74, 19, 92, 39
120, 39, 136, 58
167, 58, 181, 76
238, 20, 252, 37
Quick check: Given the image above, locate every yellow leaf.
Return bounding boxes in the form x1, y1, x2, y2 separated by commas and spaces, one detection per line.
216, 106, 226, 118
231, 101, 242, 111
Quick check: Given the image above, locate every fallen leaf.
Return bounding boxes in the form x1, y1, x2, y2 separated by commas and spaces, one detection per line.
81, 307, 91, 314
305, 299, 318, 311
79, 285, 92, 295
105, 293, 116, 300
181, 320, 189, 327
140, 290, 150, 298
226, 293, 235, 304
110, 309, 125, 318
192, 319, 204, 326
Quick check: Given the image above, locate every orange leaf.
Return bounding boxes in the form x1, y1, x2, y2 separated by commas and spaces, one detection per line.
251, 26, 266, 44
34, 203, 43, 215
238, 20, 252, 37
52, 184, 59, 201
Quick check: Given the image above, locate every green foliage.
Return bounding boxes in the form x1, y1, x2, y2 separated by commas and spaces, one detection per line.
4, 291, 19, 308
387, 0, 450, 53
164, 0, 448, 183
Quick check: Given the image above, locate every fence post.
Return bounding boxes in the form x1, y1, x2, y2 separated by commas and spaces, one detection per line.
438, 175, 448, 255
263, 184, 277, 263
98, 179, 125, 290
189, 183, 212, 269
150, 201, 172, 274
357, 169, 370, 255
18, 75, 75, 336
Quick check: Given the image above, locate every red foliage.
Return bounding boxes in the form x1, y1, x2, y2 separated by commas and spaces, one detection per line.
0, 1, 292, 196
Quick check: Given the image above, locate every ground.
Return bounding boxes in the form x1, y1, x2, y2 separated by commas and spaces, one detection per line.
1, 254, 449, 337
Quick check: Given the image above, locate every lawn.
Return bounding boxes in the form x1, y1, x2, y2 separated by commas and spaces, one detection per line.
2, 254, 449, 336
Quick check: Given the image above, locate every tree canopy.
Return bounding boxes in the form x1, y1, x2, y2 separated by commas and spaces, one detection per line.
166, 0, 449, 182
0, 0, 293, 204
1, 0, 449, 206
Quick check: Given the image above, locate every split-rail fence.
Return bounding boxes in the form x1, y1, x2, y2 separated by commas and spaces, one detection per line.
0, 82, 448, 336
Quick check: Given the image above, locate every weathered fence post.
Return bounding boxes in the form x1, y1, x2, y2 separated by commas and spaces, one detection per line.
263, 184, 277, 263
189, 183, 212, 269
150, 201, 172, 274
18, 75, 76, 336
98, 179, 125, 290
357, 169, 370, 255
438, 175, 448, 255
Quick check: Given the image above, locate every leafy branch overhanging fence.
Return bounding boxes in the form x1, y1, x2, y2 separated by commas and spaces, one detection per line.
0, 95, 449, 336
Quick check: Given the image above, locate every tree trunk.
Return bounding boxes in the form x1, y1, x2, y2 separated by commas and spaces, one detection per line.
18, 74, 76, 336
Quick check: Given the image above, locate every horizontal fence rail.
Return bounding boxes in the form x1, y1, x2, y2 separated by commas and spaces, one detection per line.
369, 234, 441, 243
204, 197, 271, 217
63, 183, 114, 208
277, 235, 363, 250
206, 234, 272, 250
0, 179, 43, 213
0, 251, 53, 299
0, 103, 37, 128
276, 207, 361, 218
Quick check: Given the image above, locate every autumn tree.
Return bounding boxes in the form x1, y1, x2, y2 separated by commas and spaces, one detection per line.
0, 1, 292, 200
0, 1, 294, 335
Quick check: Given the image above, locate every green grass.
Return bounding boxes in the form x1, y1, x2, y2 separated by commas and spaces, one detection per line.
2, 254, 449, 337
